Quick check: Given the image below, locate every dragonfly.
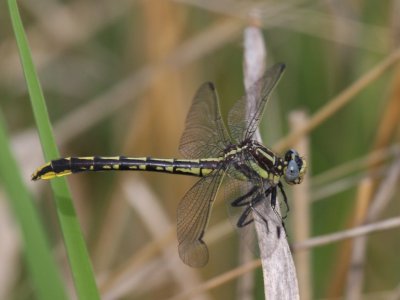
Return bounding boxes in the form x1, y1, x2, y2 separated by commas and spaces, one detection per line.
32, 63, 306, 268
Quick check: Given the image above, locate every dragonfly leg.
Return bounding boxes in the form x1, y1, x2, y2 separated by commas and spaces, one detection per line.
278, 182, 290, 219
269, 186, 288, 237
236, 206, 254, 227
248, 194, 271, 233
234, 187, 259, 227
231, 185, 258, 207
265, 186, 275, 208
269, 187, 280, 217
235, 188, 267, 229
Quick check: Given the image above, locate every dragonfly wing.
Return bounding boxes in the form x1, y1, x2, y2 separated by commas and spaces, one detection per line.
177, 169, 225, 267
179, 82, 231, 159
227, 63, 285, 143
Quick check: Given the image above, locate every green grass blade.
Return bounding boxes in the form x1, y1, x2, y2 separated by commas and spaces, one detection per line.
0, 111, 67, 300
7, 0, 100, 299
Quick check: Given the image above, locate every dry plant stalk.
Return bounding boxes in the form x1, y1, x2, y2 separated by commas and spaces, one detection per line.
274, 46, 400, 153
169, 216, 400, 300
342, 55, 400, 299
290, 111, 311, 300
243, 22, 299, 299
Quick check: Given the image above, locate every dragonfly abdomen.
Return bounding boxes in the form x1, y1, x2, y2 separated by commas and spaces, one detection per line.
32, 156, 221, 180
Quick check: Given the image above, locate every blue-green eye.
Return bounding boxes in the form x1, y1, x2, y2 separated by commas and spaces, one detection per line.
283, 149, 304, 184
285, 159, 300, 182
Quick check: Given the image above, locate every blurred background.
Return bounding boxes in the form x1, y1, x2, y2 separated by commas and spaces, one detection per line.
1, 0, 400, 299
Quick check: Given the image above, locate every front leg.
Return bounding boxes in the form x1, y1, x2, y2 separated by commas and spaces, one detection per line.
278, 182, 289, 219
233, 186, 259, 227
269, 184, 288, 237
236, 206, 254, 228
231, 185, 258, 207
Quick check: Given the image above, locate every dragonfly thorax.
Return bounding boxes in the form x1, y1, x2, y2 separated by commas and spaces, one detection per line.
245, 141, 307, 186
247, 141, 282, 184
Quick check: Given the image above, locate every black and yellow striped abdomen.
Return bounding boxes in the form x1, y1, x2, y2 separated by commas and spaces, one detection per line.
32, 156, 221, 180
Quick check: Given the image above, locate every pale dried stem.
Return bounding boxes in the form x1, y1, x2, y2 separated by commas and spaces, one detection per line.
311, 163, 391, 203
366, 161, 400, 222
89, 18, 243, 270
100, 215, 234, 298
19, 3, 397, 170
345, 158, 400, 299
97, 179, 400, 297
387, 281, 400, 300
304, 144, 400, 203
312, 143, 400, 188
53, 18, 243, 146
239, 22, 265, 300
167, 216, 400, 299
274, 47, 400, 152
0, 0, 135, 84
0, 195, 20, 300
100, 178, 209, 300
167, 260, 262, 300
345, 27, 400, 299
243, 21, 299, 300
177, 0, 390, 53
339, 178, 373, 300
294, 216, 400, 251
290, 111, 311, 300
99, 227, 175, 294
344, 55, 400, 298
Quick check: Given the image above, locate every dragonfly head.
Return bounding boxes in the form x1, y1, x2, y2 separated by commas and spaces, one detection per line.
283, 149, 306, 185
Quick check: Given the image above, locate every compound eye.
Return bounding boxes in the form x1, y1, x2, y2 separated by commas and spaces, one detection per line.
285, 149, 298, 162
285, 159, 300, 183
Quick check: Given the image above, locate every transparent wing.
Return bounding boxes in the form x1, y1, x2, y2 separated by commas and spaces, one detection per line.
179, 82, 231, 159
224, 165, 283, 259
227, 63, 285, 143
177, 169, 225, 267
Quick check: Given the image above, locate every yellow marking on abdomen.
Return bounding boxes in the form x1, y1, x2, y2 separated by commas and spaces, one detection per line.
78, 156, 95, 160
40, 170, 72, 180
201, 168, 213, 176
126, 157, 146, 161
175, 167, 201, 176
151, 158, 174, 163
99, 156, 120, 160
